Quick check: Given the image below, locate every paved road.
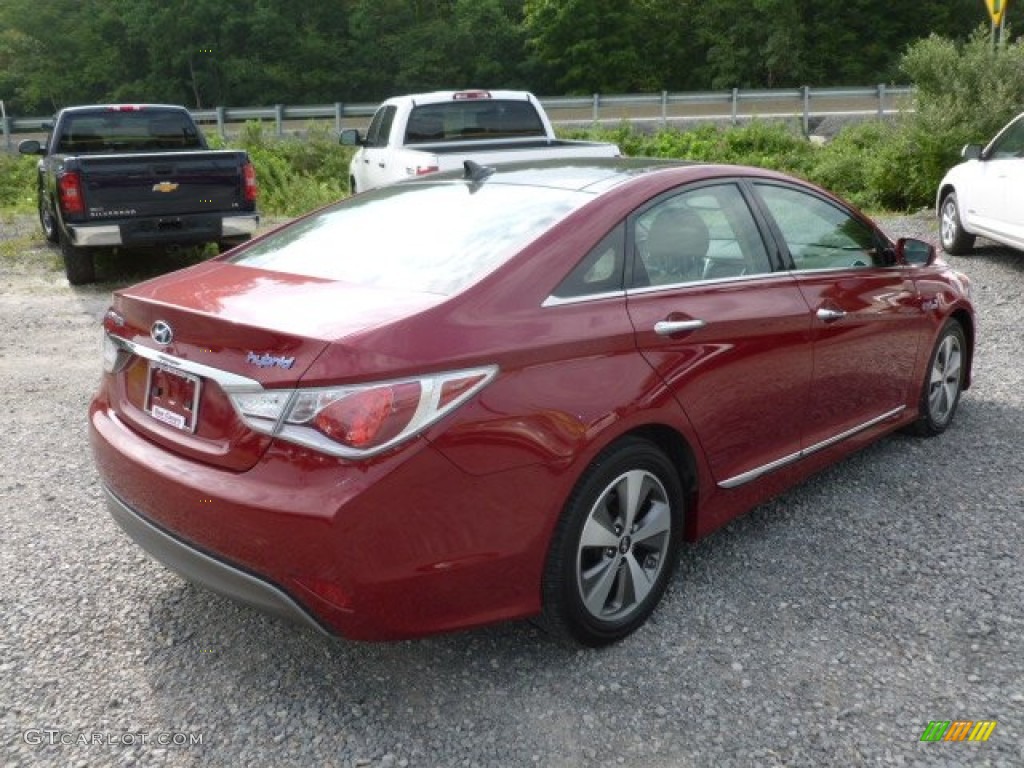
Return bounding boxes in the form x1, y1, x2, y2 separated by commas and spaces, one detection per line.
1, 212, 1021, 767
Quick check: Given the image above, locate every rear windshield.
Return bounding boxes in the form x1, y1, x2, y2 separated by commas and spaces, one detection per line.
55, 110, 204, 153
404, 100, 546, 144
230, 183, 589, 295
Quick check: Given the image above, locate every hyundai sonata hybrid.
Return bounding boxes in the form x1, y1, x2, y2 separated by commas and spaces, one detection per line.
90, 158, 975, 646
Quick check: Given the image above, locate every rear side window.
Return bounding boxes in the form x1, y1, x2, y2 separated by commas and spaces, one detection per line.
232, 183, 590, 296
551, 225, 625, 299
405, 100, 546, 143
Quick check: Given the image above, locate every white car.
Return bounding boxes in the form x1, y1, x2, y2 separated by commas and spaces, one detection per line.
937, 112, 1024, 254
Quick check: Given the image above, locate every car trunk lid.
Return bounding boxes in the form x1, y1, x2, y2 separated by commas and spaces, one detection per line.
102, 260, 447, 471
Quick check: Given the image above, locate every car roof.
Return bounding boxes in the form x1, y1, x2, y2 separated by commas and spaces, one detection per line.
422, 157, 790, 196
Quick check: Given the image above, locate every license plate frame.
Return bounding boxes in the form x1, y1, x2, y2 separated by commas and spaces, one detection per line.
145, 363, 201, 433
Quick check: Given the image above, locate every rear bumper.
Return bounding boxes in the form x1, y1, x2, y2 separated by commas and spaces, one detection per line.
68, 213, 259, 247
103, 484, 328, 636
89, 394, 553, 641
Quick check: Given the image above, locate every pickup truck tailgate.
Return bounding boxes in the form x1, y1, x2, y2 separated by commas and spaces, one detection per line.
78, 151, 248, 218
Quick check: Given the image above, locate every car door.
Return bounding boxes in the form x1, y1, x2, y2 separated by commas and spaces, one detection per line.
976, 114, 1024, 243
356, 105, 398, 192
751, 181, 925, 449
625, 181, 814, 488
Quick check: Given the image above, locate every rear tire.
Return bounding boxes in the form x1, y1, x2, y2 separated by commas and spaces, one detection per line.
39, 193, 59, 244
60, 232, 96, 285
939, 193, 975, 255
907, 319, 966, 437
538, 437, 683, 647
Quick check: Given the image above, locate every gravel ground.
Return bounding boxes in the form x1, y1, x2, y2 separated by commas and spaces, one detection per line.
1, 210, 1021, 767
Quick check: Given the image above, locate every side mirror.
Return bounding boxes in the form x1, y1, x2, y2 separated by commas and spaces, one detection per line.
961, 144, 983, 161
339, 128, 362, 147
18, 139, 44, 156
896, 237, 936, 267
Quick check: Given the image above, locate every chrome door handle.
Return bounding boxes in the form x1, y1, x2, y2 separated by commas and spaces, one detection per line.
816, 307, 846, 323
654, 319, 706, 336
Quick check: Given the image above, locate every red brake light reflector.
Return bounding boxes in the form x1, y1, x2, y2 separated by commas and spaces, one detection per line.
58, 172, 85, 214
242, 161, 258, 201
314, 382, 421, 449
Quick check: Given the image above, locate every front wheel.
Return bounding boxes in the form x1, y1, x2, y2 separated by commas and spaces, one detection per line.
907, 319, 966, 437
538, 437, 684, 647
60, 232, 96, 285
939, 193, 975, 255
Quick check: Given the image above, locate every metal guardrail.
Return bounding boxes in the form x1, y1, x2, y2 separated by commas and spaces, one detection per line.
2, 85, 915, 151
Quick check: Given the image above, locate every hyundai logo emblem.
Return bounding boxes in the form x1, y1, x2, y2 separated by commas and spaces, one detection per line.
151, 320, 174, 346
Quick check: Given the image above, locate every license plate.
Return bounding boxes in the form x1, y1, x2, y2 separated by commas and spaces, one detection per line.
145, 363, 200, 433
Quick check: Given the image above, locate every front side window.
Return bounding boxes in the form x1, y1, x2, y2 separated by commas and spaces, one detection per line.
987, 115, 1024, 159
755, 183, 882, 270
232, 183, 590, 296
631, 183, 772, 288
365, 106, 397, 148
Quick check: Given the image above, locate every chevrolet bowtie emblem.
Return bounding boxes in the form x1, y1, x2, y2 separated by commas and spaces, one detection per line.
152, 181, 179, 193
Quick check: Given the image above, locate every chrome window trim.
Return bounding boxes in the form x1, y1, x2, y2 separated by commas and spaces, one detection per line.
787, 265, 906, 276
108, 334, 264, 393
625, 270, 791, 297
542, 289, 626, 308
718, 406, 905, 489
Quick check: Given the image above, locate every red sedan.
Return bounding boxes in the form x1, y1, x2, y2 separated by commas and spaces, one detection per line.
90, 159, 975, 646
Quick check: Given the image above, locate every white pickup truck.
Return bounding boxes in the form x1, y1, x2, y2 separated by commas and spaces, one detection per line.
340, 89, 621, 193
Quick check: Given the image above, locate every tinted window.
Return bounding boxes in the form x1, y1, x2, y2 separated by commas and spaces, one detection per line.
755, 183, 882, 270
365, 106, 397, 148
631, 183, 771, 287
552, 225, 625, 299
232, 184, 589, 295
57, 110, 203, 153
988, 115, 1024, 159
404, 100, 546, 143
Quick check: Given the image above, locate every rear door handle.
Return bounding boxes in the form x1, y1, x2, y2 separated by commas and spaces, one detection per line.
816, 307, 846, 323
654, 319, 706, 336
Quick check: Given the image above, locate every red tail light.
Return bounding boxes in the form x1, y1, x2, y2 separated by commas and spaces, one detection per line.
314, 382, 421, 449
229, 367, 497, 459
58, 172, 85, 215
243, 161, 258, 201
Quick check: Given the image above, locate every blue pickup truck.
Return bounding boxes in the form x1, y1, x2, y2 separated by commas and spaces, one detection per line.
19, 104, 259, 284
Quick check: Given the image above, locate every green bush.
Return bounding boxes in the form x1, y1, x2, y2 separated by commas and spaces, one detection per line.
0, 153, 37, 211
211, 121, 355, 216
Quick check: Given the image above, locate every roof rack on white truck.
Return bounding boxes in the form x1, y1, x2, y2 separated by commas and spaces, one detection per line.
340, 89, 621, 193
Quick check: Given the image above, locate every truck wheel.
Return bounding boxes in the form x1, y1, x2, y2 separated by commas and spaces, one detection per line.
39, 194, 59, 243
60, 233, 96, 285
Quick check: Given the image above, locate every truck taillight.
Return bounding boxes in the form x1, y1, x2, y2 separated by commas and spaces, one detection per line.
453, 90, 491, 100
410, 164, 440, 177
243, 162, 258, 202
58, 172, 85, 215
